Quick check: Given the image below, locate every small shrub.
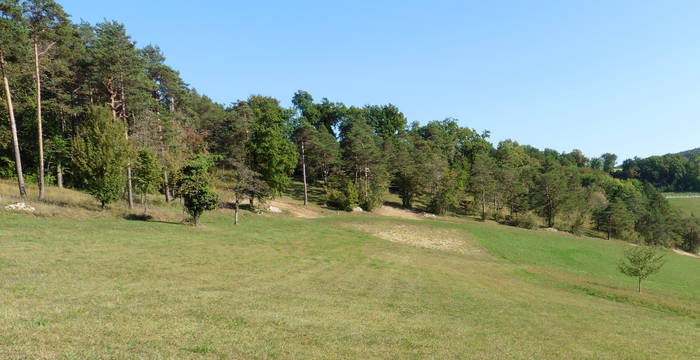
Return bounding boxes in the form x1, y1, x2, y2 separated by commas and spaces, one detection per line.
513, 213, 538, 229
326, 189, 348, 211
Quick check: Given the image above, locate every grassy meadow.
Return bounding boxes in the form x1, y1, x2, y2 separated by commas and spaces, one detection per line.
0, 181, 699, 359
666, 194, 700, 217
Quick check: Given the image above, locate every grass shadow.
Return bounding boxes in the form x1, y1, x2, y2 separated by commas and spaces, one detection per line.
124, 213, 153, 221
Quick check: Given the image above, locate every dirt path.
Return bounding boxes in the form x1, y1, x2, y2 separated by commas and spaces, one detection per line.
268, 198, 323, 219
672, 248, 700, 259
374, 204, 430, 220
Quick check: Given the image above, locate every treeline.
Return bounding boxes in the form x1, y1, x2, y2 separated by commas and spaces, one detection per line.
0, 1, 698, 252
619, 154, 700, 192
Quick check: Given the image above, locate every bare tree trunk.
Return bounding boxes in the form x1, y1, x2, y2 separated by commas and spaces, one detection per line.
34, 42, 45, 200
234, 200, 239, 225
0, 48, 27, 200
56, 161, 63, 188
481, 190, 486, 220
638, 278, 641, 293
194, 215, 201, 227
119, 72, 134, 209
163, 168, 171, 202
107, 77, 117, 120
302, 141, 308, 206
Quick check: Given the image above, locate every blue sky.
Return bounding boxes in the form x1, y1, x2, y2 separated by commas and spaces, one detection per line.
59, 0, 700, 162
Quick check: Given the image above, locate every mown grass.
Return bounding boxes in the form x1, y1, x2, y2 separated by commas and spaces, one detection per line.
0, 182, 699, 359
667, 196, 700, 217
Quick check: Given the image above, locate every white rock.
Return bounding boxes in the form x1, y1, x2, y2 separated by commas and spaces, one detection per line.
5, 202, 36, 212
422, 212, 436, 217
352, 206, 364, 212
268, 206, 282, 213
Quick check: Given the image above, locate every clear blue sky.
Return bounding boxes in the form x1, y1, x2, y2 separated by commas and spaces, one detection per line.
60, 0, 700, 162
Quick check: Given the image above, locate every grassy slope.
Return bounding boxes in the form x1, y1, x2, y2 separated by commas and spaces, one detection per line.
0, 183, 699, 359
667, 196, 700, 217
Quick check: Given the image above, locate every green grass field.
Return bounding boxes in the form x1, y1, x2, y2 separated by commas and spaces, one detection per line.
0, 183, 699, 359
667, 195, 700, 217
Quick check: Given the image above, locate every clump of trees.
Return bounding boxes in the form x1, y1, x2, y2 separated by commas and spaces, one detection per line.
0, 0, 698, 244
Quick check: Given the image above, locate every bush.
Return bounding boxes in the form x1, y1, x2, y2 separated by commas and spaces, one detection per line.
513, 213, 539, 229
326, 182, 359, 211
326, 189, 348, 211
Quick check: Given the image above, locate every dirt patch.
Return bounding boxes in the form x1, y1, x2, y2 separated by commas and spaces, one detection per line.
672, 249, 700, 259
349, 222, 482, 255
268, 198, 323, 219
374, 204, 428, 221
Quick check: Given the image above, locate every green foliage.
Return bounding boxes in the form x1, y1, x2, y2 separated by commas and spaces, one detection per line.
593, 198, 635, 240
133, 149, 161, 210
326, 181, 359, 211
511, 212, 539, 229
247, 95, 298, 195
618, 245, 665, 293
427, 168, 457, 216
176, 154, 219, 226
679, 215, 700, 253
70, 106, 129, 208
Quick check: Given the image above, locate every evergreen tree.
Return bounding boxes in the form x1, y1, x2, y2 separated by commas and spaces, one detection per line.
23, 0, 69, 199
533, 162, 568, 228
70, 106, 129, 209
246, 95, 297, 196
0, 0, 27, 199
470, 153, 496, 219
593, 197, 635, 240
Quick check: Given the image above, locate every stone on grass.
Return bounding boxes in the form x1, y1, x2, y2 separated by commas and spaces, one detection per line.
352, 207, 364, 212
5, 202, 36, 212
268, 206, 282, 213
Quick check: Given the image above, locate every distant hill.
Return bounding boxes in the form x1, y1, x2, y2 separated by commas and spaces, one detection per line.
677, 147, 700, 159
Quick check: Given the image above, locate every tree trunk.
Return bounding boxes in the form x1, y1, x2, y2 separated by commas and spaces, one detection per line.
194, 215, 201, 227
56, 161, 63, 188
234, 200, 239, 225
0, 48, 27, 200
302, 141, 308, 206
34, 42, 45, 200
638, 278, 641, 293
163, 168, 171, 202
481, 190, 486, 220
119, 73, 134, 209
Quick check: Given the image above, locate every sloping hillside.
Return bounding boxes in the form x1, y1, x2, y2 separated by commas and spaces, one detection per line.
1, 184, 698, 359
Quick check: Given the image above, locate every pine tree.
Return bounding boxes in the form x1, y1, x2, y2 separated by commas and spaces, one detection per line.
22, 0, 69, 200
70, 106, 129, 209
0, 0, 27, 199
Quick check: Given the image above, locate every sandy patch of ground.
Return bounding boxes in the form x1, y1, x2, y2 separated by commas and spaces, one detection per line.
349, 222, 481, 254
374, 204, 429, 221
672, 248, 700, 259
268, 198, 323, 219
